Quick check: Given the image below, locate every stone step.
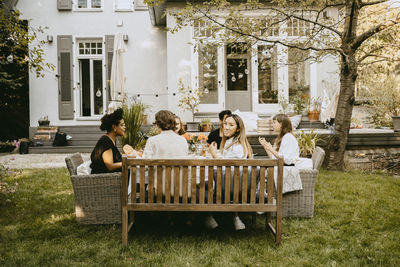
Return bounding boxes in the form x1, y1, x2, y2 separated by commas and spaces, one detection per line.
29, 146, 94, 154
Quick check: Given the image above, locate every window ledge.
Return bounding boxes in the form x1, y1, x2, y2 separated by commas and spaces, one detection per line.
76, 116, 102, 121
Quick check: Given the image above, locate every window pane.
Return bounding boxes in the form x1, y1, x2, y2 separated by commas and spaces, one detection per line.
80, 59, 91, 116
78, 0, 87, 8
91, 0, 101, 8
227, 59, 247, 91
288, 48, 310, 103
199, 45, 218, 104
93, 60, 103, 115
258, 45, 278, 104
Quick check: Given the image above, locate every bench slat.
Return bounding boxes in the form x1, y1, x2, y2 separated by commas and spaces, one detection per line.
157, 166, 163, 203
250, 167, 257, 204
216, 166, 222, 204
148, 167, 154, 203
191, 166, 196, 204
140, 167, 145, 203
127, 203, 278, 212
259, 167, 266, 204
242, 166, 248, 204
233, 166, 240, 204
208, 166, 214, 204
225, 167, 231, 204
165, 166, 171, 204
182, 167, 188, 204
125, 158, 279, 167
199, 166, 205, 204
174, 167, 179, 204
130, 166, 136, 203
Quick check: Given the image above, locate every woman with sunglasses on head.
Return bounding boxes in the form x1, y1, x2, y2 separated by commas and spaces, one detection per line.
207, 113, 253, 231
258, 113, 303, 194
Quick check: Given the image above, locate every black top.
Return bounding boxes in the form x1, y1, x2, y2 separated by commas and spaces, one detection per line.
207, 128, 222, 149
90, 135, 122, 174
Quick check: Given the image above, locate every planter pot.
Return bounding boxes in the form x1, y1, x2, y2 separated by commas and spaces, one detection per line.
186, 122, 200, 132
19, 141, 30, 154
392, 116, 400, 132
308, 110, 320, 122
201, 124, 212, 132
38, 120, 50, 127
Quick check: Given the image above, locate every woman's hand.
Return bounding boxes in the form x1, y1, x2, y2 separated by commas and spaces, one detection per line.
208, 142, 218, 158
259, 137, 273, 151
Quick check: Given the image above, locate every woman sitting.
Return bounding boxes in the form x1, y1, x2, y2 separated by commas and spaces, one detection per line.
258, 113, 303, 194
207, 114, 253, 231
90, 108, 125, 174
174, 114, 186, 135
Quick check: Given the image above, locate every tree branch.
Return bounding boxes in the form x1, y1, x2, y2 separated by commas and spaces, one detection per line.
360, 0, 387, 8
352, 18, 400, 49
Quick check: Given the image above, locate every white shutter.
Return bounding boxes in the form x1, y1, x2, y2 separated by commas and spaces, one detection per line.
115, 0, 134, 11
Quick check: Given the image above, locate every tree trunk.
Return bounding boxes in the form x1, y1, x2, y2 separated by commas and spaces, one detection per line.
325, 54, 357, 170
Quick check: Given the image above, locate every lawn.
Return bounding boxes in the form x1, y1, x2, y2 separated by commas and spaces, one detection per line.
1, 168, 399, 266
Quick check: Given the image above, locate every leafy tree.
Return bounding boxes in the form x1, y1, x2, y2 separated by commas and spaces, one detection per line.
0, 0, 54, 140
163, 0, 400, 170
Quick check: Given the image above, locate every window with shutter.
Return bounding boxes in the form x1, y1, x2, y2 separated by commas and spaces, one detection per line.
115, 0, 134, 11
134, 0, 147, 10
75, 0, 103, 10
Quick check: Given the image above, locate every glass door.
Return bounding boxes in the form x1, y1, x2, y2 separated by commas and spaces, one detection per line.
79, 58, 104, 116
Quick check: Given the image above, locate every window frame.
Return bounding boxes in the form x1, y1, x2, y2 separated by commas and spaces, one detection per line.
74, 0, 104, 12
114, 0, 134, 12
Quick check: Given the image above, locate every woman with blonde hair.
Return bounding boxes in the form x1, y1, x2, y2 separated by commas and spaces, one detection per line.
207, 113, 253, 230
259, 113, 303, 194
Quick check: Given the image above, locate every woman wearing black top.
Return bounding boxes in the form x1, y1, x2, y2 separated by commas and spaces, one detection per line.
90, 108, 126, 174
206, 110, 231, 149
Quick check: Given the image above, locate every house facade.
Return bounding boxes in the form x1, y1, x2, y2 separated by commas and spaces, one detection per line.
17, 0, 339, 133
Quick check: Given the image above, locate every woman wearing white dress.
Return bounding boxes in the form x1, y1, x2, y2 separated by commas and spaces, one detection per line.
259, 114, 303, 194
207, 114, 253, 231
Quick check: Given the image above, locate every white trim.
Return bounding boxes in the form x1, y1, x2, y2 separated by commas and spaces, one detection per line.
73, 35, 106, 118
309, 50, 318, 100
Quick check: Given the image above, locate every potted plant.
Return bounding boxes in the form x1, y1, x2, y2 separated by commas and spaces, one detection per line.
177, 78, 203, 131
291, 92, 306, 115
296, 129, 320, 158
38, 115, 50, 127
121, 102, 148, 150
200, 119, 212, 132
307, 97, 321, 121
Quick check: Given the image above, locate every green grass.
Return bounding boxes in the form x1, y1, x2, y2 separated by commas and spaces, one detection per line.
1, 168, 399, 266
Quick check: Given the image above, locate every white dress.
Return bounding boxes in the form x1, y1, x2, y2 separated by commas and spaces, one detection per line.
272, 133, 303, 194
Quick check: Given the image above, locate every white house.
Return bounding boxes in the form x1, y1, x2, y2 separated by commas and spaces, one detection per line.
17, 0, 340, 134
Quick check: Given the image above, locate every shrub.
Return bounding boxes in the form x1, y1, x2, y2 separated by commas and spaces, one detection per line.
120, 103, 147, 149
365, 75, 400, 128
296, 129, 320, 157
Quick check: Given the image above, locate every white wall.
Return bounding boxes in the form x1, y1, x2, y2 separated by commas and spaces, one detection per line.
17, 0, 167, 126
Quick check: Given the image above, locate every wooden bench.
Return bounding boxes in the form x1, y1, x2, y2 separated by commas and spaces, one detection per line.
121, 157, 284, 246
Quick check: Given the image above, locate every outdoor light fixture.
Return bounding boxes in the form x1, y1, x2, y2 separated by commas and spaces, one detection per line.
47, 35, 53, 43
123, 34, 129, 42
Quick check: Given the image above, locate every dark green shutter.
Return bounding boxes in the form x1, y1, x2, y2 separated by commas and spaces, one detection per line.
57, 35, 74, 119
57, 0, 72, 10
105, 35, 114, 105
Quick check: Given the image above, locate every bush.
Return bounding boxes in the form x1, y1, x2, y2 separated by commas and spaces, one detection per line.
296, 129, 320, 157
120, 103, 147, 149
365, 75, 400, 128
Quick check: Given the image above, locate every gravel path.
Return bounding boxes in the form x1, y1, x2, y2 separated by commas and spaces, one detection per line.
0, 153, 90, 169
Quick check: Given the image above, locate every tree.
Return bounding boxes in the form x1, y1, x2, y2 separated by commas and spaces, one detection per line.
163, 0, 400, 170
0, 0, 54, 140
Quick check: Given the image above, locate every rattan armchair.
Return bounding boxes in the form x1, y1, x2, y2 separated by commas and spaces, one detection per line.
65, 153, 122, 224
282, 146, 325, 218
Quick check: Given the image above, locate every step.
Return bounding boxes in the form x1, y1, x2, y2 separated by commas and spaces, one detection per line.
29, 146, 94, 154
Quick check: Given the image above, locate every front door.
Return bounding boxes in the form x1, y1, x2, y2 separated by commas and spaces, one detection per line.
225, 45, 251, 111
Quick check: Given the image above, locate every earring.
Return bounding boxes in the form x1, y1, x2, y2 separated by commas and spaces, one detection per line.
114, 129, 117, 133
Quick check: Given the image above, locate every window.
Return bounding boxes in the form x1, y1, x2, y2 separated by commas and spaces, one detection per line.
198, 44, 218, 104
286, 18, 311, 36
288, 48, 310, 102
78, 41, 103, 55
193, 19, 218, 39
258, 45, 278, 104
114, 0, 134, 11
259, 18, 280, 37
77, 0, 102, 9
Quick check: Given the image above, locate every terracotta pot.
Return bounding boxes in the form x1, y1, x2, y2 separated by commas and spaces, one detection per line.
308, 110, 320, 121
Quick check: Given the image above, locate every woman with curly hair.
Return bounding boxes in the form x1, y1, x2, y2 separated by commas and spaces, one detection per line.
90, 108, 125, 174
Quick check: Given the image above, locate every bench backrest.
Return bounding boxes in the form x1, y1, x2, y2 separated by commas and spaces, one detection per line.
122, 157, 283, 207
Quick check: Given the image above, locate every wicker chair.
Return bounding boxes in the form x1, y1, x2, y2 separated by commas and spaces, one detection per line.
65, 153, 122, 224
282, 146, 325, 218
